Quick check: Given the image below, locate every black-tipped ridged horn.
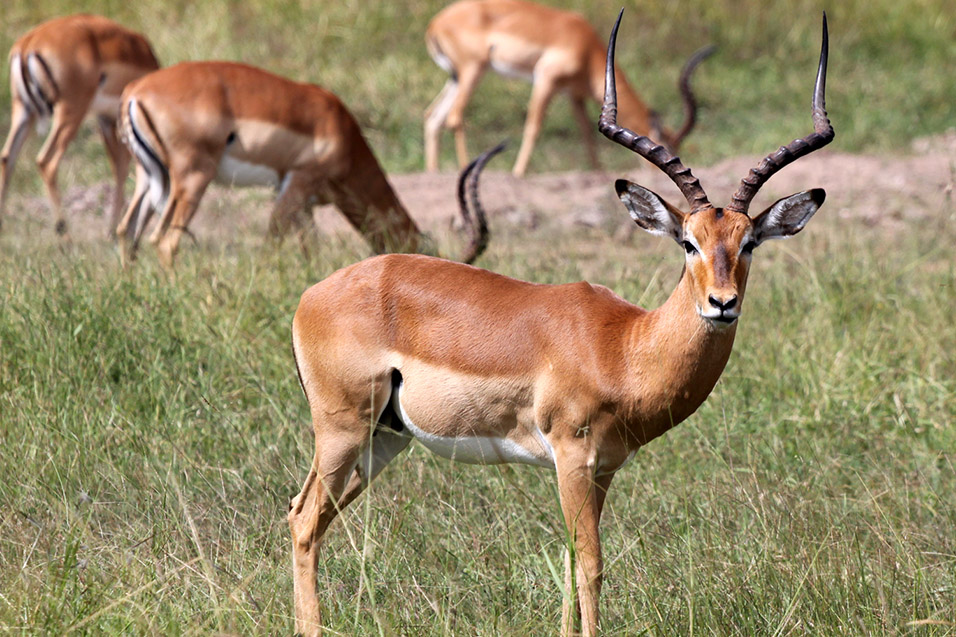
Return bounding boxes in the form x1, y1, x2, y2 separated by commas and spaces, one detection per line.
598, 9, 712, 213
726, 12, 834, 215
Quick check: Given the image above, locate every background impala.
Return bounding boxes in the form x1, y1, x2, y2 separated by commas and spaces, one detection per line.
288, 12, 833, 636
116, 62, 496, 268
424, 0, 713, 176
0, 14, 158, 238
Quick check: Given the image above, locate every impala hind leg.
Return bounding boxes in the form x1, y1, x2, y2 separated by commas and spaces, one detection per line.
424, 78, 459, 172
35, 103, 88, 236
97, 115, 132, 239
443, 64, 486, 169
513, 76, 557, 178
0, 99, 36, 229
116, 164, 152, 265
151, 171, 214, 268
289, 408, 410, 636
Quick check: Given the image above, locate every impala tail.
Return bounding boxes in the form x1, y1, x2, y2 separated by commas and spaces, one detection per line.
120, 97, 169, 245
456, 141, 506, 264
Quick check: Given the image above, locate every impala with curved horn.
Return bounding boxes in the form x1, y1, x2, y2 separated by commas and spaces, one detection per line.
0, 14, 159, 237
288, 12, 832, 636
115, 62, 500, 268
424, 0, 713, 176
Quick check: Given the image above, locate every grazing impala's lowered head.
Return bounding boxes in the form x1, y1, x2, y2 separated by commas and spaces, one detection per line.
601, 10, 834, 328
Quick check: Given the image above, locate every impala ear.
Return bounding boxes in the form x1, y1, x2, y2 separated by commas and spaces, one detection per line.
752, 189, 826, 244
615, 180, 685, 241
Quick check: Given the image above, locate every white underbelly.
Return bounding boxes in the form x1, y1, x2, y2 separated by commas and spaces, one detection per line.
215, 155, 280, 188
489, 58, 534, 82
394, 382, 554, 468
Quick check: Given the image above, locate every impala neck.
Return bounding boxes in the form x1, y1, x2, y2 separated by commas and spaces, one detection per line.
336, 137, 422, 253
623, 267, 738, 443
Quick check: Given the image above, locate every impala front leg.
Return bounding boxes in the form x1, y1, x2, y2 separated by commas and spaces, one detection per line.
267, 171, 315, 257
570, 97, 600, 171
555, 444, 606, 637
561, 471, 613, 634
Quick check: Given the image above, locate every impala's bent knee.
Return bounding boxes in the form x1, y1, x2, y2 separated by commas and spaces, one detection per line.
289, 518, 315, 554
445, 112, 464, 130
36, 156, 51, 175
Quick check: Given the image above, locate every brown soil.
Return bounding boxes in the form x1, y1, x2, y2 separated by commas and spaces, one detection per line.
10, 131, 955, 246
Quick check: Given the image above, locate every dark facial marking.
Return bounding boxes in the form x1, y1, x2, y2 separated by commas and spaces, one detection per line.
712, 242, 730, 286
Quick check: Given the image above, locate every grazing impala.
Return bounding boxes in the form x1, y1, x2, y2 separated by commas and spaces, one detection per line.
424, 0, 713, 176
117, 62, 492, 268
0, 14, 159, 237
289, 11, 833, 637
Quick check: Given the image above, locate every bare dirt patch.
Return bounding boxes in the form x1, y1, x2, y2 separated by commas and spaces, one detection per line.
8, 131, 954, 248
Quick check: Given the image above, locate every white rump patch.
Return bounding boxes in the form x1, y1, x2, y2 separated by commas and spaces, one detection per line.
10, 55, 32, 112
127, 99, 166, 210
216, 155, 280, 188
428, 46, 455, 75
393, 382, 554, 468
11, 55, 50, 130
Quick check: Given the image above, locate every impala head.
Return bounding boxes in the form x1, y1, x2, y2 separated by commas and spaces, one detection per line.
602, 11, 834, 328
617, 181, 825, 325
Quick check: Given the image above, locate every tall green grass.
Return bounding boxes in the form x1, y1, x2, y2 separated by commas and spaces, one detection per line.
1, 195, 954, 632
1, 0, 953, 181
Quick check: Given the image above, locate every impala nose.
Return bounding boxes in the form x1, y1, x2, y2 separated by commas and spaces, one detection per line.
708, 295, 737, 311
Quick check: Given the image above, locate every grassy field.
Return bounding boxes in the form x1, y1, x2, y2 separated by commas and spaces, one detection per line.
1, 0, 955, 635
1, 200, 955, 633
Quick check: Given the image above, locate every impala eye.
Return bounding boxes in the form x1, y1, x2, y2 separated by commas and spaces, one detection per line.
682, 240, 699, 255
742, 240, 756, 254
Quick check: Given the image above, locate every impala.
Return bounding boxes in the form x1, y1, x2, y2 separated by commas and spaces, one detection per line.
0, 14, 159, 237
117, 62, 490, 268
424, 0, 713, 177
289, 12, 833, 636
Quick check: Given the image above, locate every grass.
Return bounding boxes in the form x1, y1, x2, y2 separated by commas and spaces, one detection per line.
1, 189, 955, 633
0, 0, 954, 181
0, 0, 955, 634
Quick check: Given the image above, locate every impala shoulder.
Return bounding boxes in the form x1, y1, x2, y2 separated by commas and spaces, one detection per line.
563, 281, 643, 315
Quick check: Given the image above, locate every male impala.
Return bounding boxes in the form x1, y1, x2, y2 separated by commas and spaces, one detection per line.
115, 63, 500, 268
424, 0, 713, 176
289, 12, 833, 636
0, 14, 159, 237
